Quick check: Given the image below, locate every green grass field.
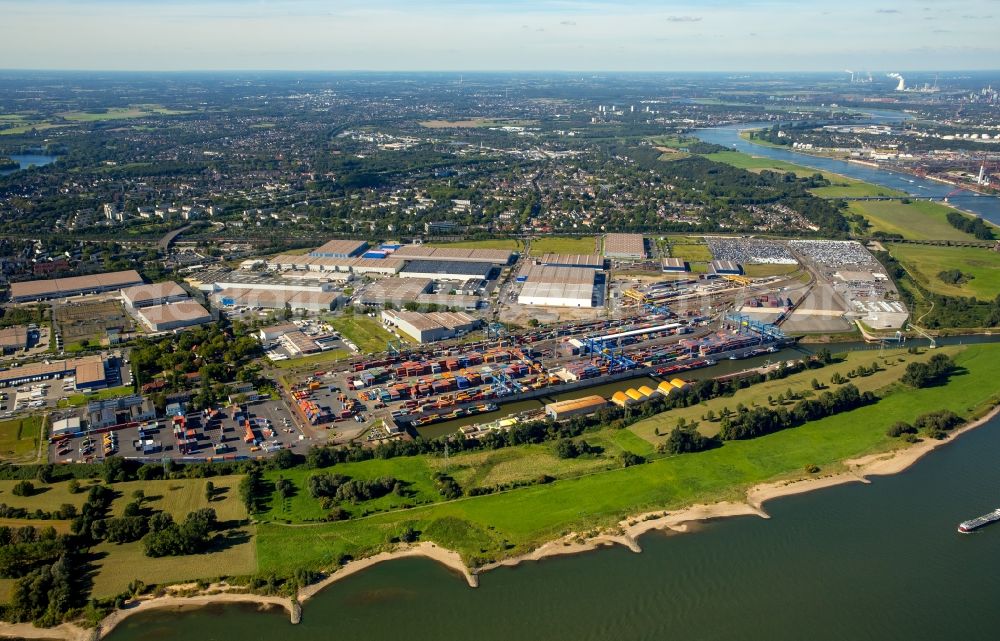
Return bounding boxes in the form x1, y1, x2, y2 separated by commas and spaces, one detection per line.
0, 122, 63, 136
629, 347, 955, 442
89, 526, 257, 598
742, 263, 801, 278
0, 475, 250, 598
428, 430, 655, 491
0, 517, 72, 534
530, 236, 599, 256
255, 343, 1000, 572
260, 458, 441, 523
328, 314, 398, 354
650, 136, 696, 149
426, 239, 522, 251
809, 180, 907, 199
58, 105, 190, 122
650, 136, 694, 161
272, 349, 352, 370
705, 147, 905, 199
60, 384, 134, 408
889, 244, 1000, 300
668, 238, 713, 262
848, 201, 979, 241
109, 477, 247, 522
704, 151, 820, 176
0, 476, 245, 521
0, 416, 43, 463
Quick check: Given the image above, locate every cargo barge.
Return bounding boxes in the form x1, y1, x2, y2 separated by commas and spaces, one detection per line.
958, 508, 1000, 533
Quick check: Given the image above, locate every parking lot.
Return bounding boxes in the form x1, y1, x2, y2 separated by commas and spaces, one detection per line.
288, 373, 373, 443
49, 398, 307, 463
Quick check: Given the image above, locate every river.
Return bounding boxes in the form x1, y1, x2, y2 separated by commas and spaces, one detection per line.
107, 409, 1000, 641
693, 110, 1000, 226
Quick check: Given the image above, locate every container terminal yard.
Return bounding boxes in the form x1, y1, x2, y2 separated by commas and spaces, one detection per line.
264, 234, 860, 445
284, 308, 790, 443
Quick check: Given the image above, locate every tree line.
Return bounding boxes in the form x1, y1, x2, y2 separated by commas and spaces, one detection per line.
719, 383, 875, 441
946, 211, 995, 240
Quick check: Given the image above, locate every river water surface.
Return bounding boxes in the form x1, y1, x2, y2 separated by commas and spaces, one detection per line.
107, 411, 1000, 641
694, 111, 1000, 226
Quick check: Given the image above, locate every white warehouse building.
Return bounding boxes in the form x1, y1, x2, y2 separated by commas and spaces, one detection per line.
517, 265, 599, 308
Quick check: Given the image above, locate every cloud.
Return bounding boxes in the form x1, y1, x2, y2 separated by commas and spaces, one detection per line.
876, 8, 900, 13
666, 15, 702, 23
559, 20, 576, 26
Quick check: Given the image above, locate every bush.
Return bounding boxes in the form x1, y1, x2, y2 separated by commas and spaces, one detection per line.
431, 472, 462, 499
886, 421, 917, 438
913, 409, 962, 434
11, 481, 34, 497
659, 425, 716, 454
618, 452, 646, 468
142, 508, 217, 557
901, 354, 955, 388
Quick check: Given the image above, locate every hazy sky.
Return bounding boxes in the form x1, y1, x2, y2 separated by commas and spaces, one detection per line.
1, 0, 998, 71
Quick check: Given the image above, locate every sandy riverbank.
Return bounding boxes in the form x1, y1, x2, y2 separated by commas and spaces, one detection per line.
96, 592, 294, 640
3, 405, 996, 641
480, 404, 999, 567
298, 542, 477, 601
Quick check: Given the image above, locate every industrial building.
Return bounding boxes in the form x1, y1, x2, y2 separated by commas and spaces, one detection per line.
381, 309, 479, 343
197, 271, 343, 313
120, 281, 189, 310
399, 260, 496, 281
51, 416, 82, 438
709, 260, 743, 275
0, 326, 29, 354
0, 354, 109, 390
9, 270, 144, 302
414, 293, 480, 312
277, 330, 322, 356
661, 258, 689, 273
603, 234, 646, 260
259, 323, 299, 343
538, 254, 604, 269
517, 265, 599, 308
212, 288, 341, 312
264, 254, 403, 276
257, 322, 323, 356
391, 245, 514, 265
87, 395, 157, 429
136, 301, 213, 332
657, 378, 690, 396
308, 239, 369, 259
357, 278, 433, 306
545, 395, 608, 420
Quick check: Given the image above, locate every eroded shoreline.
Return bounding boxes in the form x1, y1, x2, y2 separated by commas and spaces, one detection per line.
3, 404, 996, 641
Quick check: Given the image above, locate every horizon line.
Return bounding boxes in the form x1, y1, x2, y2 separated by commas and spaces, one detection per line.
2, 68, 1000, 75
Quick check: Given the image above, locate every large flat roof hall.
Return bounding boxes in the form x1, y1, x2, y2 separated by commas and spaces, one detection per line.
603, 234, 646, 260
9, 270, 144, 302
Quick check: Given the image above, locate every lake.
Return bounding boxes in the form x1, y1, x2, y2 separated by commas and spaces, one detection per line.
0, 153, 58, 175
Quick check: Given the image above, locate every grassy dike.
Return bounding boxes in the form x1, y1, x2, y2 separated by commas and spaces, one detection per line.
254, 343, 1000, 574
